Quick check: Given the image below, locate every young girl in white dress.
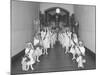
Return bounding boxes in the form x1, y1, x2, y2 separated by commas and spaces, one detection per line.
21, 42, 36, 71
76, 41, 86, 68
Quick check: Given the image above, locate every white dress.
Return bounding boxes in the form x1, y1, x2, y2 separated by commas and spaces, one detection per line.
25, 48, 30, 55
79, 46, 85, 56
43, 32, 50, 49
22, 49, 35, 71
34, 47, 42, 57
70, 46, 76, 54
34, 37, 39, 46
75, 46, 81, 56
41, 31, 46, 40
76, 56, 86, 68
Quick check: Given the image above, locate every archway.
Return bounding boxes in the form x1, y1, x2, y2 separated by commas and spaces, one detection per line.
44, 7, 70, 27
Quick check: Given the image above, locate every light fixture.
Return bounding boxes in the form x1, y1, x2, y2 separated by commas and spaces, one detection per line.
56, 8, 60, 14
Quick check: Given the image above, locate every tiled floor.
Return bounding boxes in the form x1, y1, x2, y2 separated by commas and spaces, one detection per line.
11, 42, 96, 74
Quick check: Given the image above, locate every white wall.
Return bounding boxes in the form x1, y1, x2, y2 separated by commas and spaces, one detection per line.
40, 2, 74, 15
74, 5, 96, 53
11, 1, 40, 57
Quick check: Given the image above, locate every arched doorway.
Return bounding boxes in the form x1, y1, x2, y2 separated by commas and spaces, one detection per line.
44, 7, 70, 28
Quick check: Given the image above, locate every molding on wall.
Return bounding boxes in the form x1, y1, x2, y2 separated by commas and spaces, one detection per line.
85, 46, 96, 61
11, 49, 25, 64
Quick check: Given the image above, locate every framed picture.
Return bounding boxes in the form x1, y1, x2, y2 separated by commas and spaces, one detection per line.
11, 0, 96, 74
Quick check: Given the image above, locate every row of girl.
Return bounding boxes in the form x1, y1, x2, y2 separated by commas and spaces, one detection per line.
58, 29, 86, 68
21, 27, 57, 71
21, 27, 86, 71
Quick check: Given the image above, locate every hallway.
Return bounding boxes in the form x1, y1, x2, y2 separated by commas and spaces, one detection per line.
11, 41, 96, 74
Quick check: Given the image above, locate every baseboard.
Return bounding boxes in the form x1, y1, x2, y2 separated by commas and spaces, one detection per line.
85, 47, 96, 60
11, 49, 25, 64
